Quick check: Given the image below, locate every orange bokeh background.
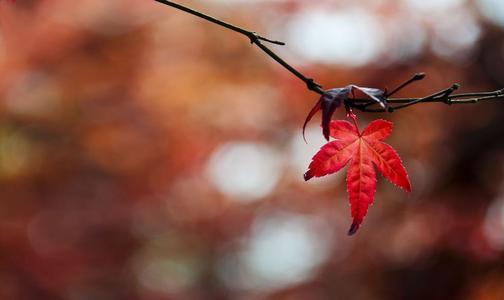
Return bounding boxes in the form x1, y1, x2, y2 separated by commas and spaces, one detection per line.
0, 0, 503, 299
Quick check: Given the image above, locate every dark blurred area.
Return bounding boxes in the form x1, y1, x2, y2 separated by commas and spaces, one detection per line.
0, 0, 503, 299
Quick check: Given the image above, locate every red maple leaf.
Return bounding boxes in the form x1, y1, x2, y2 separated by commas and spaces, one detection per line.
304, 117, 411, 235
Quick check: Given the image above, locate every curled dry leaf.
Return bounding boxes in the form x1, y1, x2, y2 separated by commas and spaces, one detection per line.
304, 118, 410, 235
303, 85, 388, 142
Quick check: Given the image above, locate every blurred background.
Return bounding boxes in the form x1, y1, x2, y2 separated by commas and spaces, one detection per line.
0, 0, 503, 299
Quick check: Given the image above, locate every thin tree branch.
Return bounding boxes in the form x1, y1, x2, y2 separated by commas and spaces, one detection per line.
388, 83, 460, 111
154, 0, 503, 113
153, 0, 324, 94
350, 88, 504, 112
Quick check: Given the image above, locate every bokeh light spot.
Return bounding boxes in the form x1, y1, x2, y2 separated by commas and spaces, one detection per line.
138, 257, 200, 294
217, 211, 334, 292
286, 8, 382, 66
484, 196, 504, 250
6, 71, 62, 118
207, 142, 283, 202
383, 16, 427, 63
0, 129, 32, 178
477, 0, 504, 28
430, 8, 481, 60
403, 0, 464, 13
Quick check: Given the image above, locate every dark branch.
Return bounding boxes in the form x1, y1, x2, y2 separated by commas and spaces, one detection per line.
388, 83, 459, 111
350, 87, 504, 112
154, 0, 503, 113
385, 73, 426, 97
153, 0, 324, 94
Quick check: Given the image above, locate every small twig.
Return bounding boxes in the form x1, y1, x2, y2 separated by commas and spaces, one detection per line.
358, 73, 426, 108
385, 73, 426, 97
153, 0, 324, 94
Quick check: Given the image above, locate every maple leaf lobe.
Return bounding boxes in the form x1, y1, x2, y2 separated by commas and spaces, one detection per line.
361, 120, 411, 192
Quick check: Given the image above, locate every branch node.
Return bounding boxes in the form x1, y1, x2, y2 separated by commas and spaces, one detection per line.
414, 73, 426, 80
442, 84, 460, 104
248, 32, 259, 44
247, 31, 285, 46
306, 79, 323, 91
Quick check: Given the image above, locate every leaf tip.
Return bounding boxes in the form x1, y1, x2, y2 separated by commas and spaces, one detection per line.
405, 182, 412, 193
322, 126, 330, 141
302, 99, 322, 143
302, 128, 308, 144
303, 171, 313, 181
347, 221, 360, 236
